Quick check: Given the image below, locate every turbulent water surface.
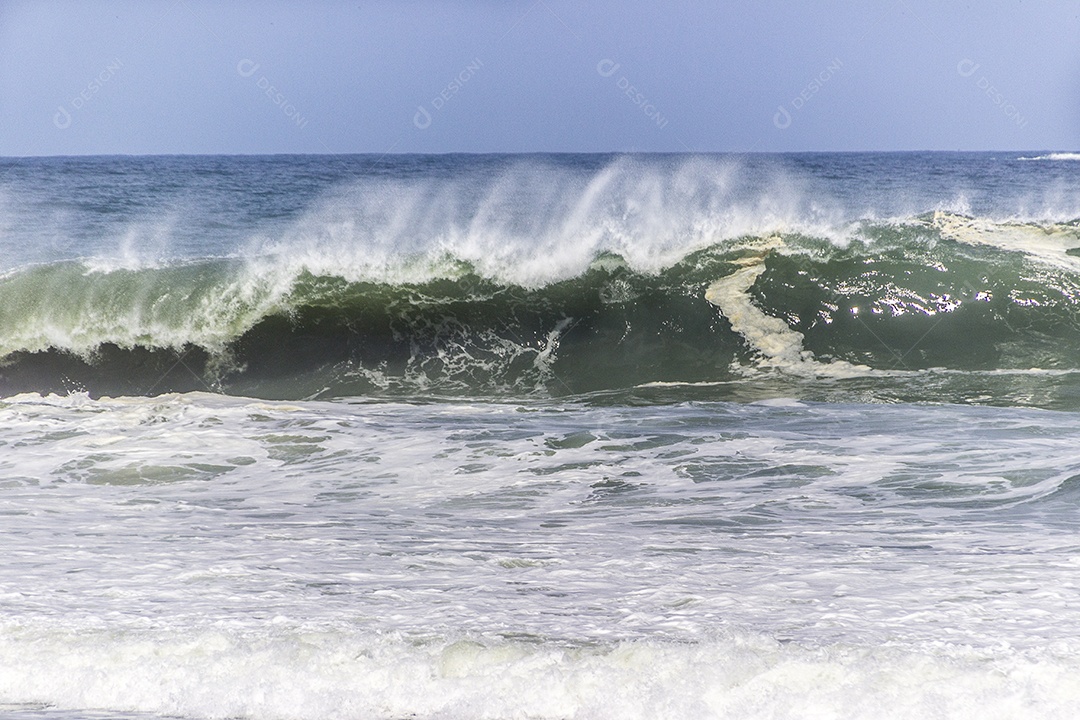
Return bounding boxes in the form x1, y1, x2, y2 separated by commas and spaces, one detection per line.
3, 152, 1080, 719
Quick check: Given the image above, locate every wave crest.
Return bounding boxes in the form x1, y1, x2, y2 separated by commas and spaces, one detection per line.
5, 208, 1080, 405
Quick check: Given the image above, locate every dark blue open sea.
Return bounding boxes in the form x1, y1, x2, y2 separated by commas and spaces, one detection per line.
3, 152, 1080, 719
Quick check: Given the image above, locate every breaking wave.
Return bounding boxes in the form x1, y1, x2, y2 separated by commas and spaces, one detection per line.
3, 207, 1080, 405
1018, 153, 1080, 161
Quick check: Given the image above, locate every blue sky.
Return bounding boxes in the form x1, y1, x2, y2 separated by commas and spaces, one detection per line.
1, 0, 1078, 155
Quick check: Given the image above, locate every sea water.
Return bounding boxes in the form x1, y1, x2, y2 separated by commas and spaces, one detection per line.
2, 153, 1080, 719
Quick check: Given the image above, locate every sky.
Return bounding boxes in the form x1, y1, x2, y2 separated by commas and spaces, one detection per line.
1, 0, 1078, 155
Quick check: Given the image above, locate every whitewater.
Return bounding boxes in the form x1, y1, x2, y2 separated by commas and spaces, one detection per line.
3, 152, 1080, 719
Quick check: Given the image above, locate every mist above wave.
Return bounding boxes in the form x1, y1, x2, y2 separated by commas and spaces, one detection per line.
9, 153, 1080, 281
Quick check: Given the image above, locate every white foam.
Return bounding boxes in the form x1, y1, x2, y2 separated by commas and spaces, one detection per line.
929, 211, 1080, 270
2, 625, 1080, 720
704, 239, 873, 378
749, 397, 807, 407
1018, 153, 1080, 161
5, 394, 1080, 715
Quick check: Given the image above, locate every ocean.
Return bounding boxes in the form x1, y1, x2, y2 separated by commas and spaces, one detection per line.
2, 152, 1080, 719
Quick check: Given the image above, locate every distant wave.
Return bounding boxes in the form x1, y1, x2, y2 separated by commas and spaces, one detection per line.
1018, 152, 1080, 161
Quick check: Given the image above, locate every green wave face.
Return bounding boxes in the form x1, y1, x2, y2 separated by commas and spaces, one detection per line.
5, 213, 1080, 408
761, 219, 1080, 373
0, 259, 282, 357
